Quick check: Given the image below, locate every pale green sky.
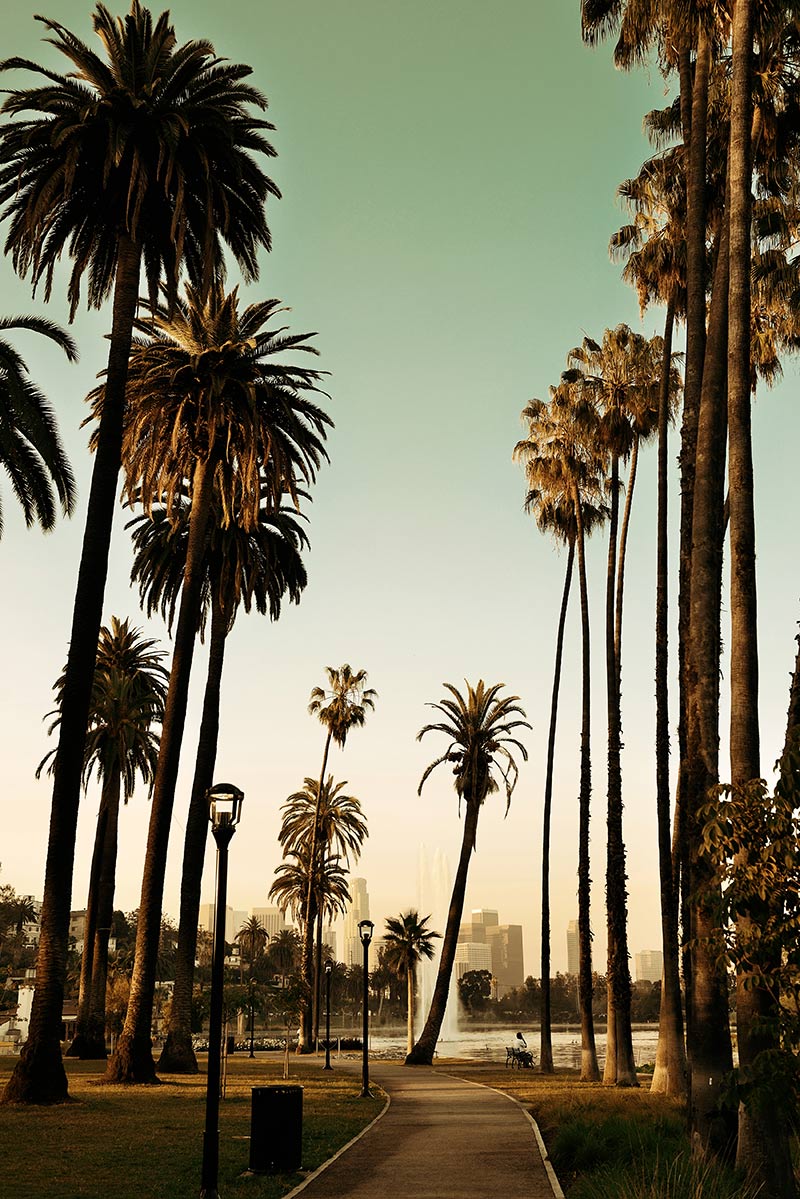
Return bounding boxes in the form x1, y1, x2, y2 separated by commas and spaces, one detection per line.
1, 1, 797, 976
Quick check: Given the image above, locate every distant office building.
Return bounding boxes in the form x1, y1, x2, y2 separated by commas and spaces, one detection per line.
566, 920, 579, 976
456, 909, 523, 995
198, 904, 248, 943
251, 907, 288, 939
321, 924, 337, 958
342, 877, 370, 966
486, 924, 524, 997
635, 950, 663, 983
454, 941, 492, 980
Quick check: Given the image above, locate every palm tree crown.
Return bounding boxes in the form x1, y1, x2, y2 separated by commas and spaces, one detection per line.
0, 1, 278, 315
383, 911, 440, 980
278, 777, 368, 867
308, 665, 378, 749
418, 679, 530, 828
0, 316, 77, 536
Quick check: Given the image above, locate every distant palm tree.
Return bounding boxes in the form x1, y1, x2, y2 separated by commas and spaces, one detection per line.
269, 848, 351, 965
279, 775, 368, 1043
236, 917, 269, 982
37, 617, 167, 1059
0, 316, 77, 537
0, 1, 278, 1104
127, 492, 309, 1074
105, 283, 329, 1084
406, 680, 529, 1066
300, 667, 377, 1050
383, 912, 440, 1055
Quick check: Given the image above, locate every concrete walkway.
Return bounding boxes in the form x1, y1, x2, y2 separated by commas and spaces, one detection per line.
288, 1062, 563, 1199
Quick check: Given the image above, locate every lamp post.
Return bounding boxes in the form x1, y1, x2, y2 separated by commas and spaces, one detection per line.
358, 919, 374, 1098
323, 960, 333, 1071
248, 977, 256, 1059
200, 783, 244, 1199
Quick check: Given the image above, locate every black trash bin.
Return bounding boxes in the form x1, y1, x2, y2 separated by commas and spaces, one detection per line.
225, 1034, 236, 1055
249, 1085, 303, 1173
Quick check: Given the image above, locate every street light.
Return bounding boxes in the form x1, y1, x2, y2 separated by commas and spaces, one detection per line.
248, 977, 256, 1059
200, 783, 244, 1199
323, 960, 333, 1071
358, 919, 374, 1098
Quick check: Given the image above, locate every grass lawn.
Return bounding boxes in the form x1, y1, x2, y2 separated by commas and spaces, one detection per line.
0, 1053, 384, 1199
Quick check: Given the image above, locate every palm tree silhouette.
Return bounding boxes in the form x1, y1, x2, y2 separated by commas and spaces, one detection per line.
37, 618, 167, 1060
406, 680, 529, 1066
383, 912, 440, 1056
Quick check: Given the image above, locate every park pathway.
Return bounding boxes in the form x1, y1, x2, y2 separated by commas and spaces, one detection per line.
288, 1062, 563, 1199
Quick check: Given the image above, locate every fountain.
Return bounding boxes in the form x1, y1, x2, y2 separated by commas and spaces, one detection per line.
415, 846, 460, 1046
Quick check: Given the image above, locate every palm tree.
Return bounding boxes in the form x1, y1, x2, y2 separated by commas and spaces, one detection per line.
269, 849, 351, 975
126, 493, 309, 1074
566, 325, 668, 1087
406, 680, 529, 1066
37, 617, 167, 1060
0, 316, 77, 537
383, 912, 440, 1056
515, 385, 606, 1081
0, 2, 278, 1104
236, 918, 269, 980
612, 150, 688, 1097
300, 667, 377, 1050
278, 775, 368, 1043
104, 284, 329, 1084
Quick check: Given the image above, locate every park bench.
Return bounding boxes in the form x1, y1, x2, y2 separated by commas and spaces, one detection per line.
505, 1033, 535, 1069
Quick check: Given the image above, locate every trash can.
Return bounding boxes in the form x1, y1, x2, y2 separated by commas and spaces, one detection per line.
226, 1034, 236, 1055
249, 1085, 303, 1173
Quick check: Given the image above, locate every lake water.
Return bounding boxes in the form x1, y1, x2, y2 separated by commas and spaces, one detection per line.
364, 1024, 660, 1068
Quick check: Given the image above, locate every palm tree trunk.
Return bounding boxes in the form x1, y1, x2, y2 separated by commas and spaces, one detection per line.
650, 300, 687, 1098
2, 235, 142, 1105
572, 480, 600, 1083
66, 783, 112, 1058
314, 915, 323, 1046
685, 158, 734, 1156
676, 34, 711, 1061
728, 7, 793, 1191
106, 457, 216, 1085
604, 453, 637, 1088
159, 595, 228, 1074
406, 799, 480, 1065
407, 966, 415, 1057
540, 542, 574, 1074
84, 767, 122, 1059
299, 730, 333, 1053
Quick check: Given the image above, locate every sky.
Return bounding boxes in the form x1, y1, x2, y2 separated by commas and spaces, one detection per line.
1, 1, 798, 980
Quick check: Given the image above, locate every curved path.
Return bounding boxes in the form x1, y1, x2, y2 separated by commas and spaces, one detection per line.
287, 1062, 563, 1199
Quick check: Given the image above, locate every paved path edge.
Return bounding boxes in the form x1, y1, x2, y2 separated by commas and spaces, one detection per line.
439, 1070, 565, 1199
282, 1091, 392, 1199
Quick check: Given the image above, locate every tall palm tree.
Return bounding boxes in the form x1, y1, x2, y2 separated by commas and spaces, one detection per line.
612, 150, 688, 1097
105, 284, 330, 1084
0, 2, 278, 1104
0, 316, 77, 537
406, 680, 529, 1066
269, 849, 351, 961
515, 385, 606, 1081
278, 775, 368, 1044
383, 912, 440, 1056
514, 470, 606, 1073
301, 667, 377, 1050
126, 492, 309, 1074
566, 325, 667, 1086
37, 618, 167, 1060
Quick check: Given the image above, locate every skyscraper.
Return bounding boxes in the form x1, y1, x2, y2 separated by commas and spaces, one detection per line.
342, 877, 370, 966
634, 949, 663, 983
566, 920, 579, 976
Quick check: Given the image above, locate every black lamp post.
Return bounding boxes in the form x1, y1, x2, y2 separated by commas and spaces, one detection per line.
323, 960, 333, 1071
200, 783, 244, 1199
358, 919, 374, 1098
248, 977, 256, 1059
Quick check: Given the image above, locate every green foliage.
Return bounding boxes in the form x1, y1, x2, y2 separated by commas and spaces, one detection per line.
570, 1151, 764, 1199
458, 969, 492, 1012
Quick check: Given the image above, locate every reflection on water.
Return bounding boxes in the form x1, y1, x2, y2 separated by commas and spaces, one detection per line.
368, 1025, 660, 1068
